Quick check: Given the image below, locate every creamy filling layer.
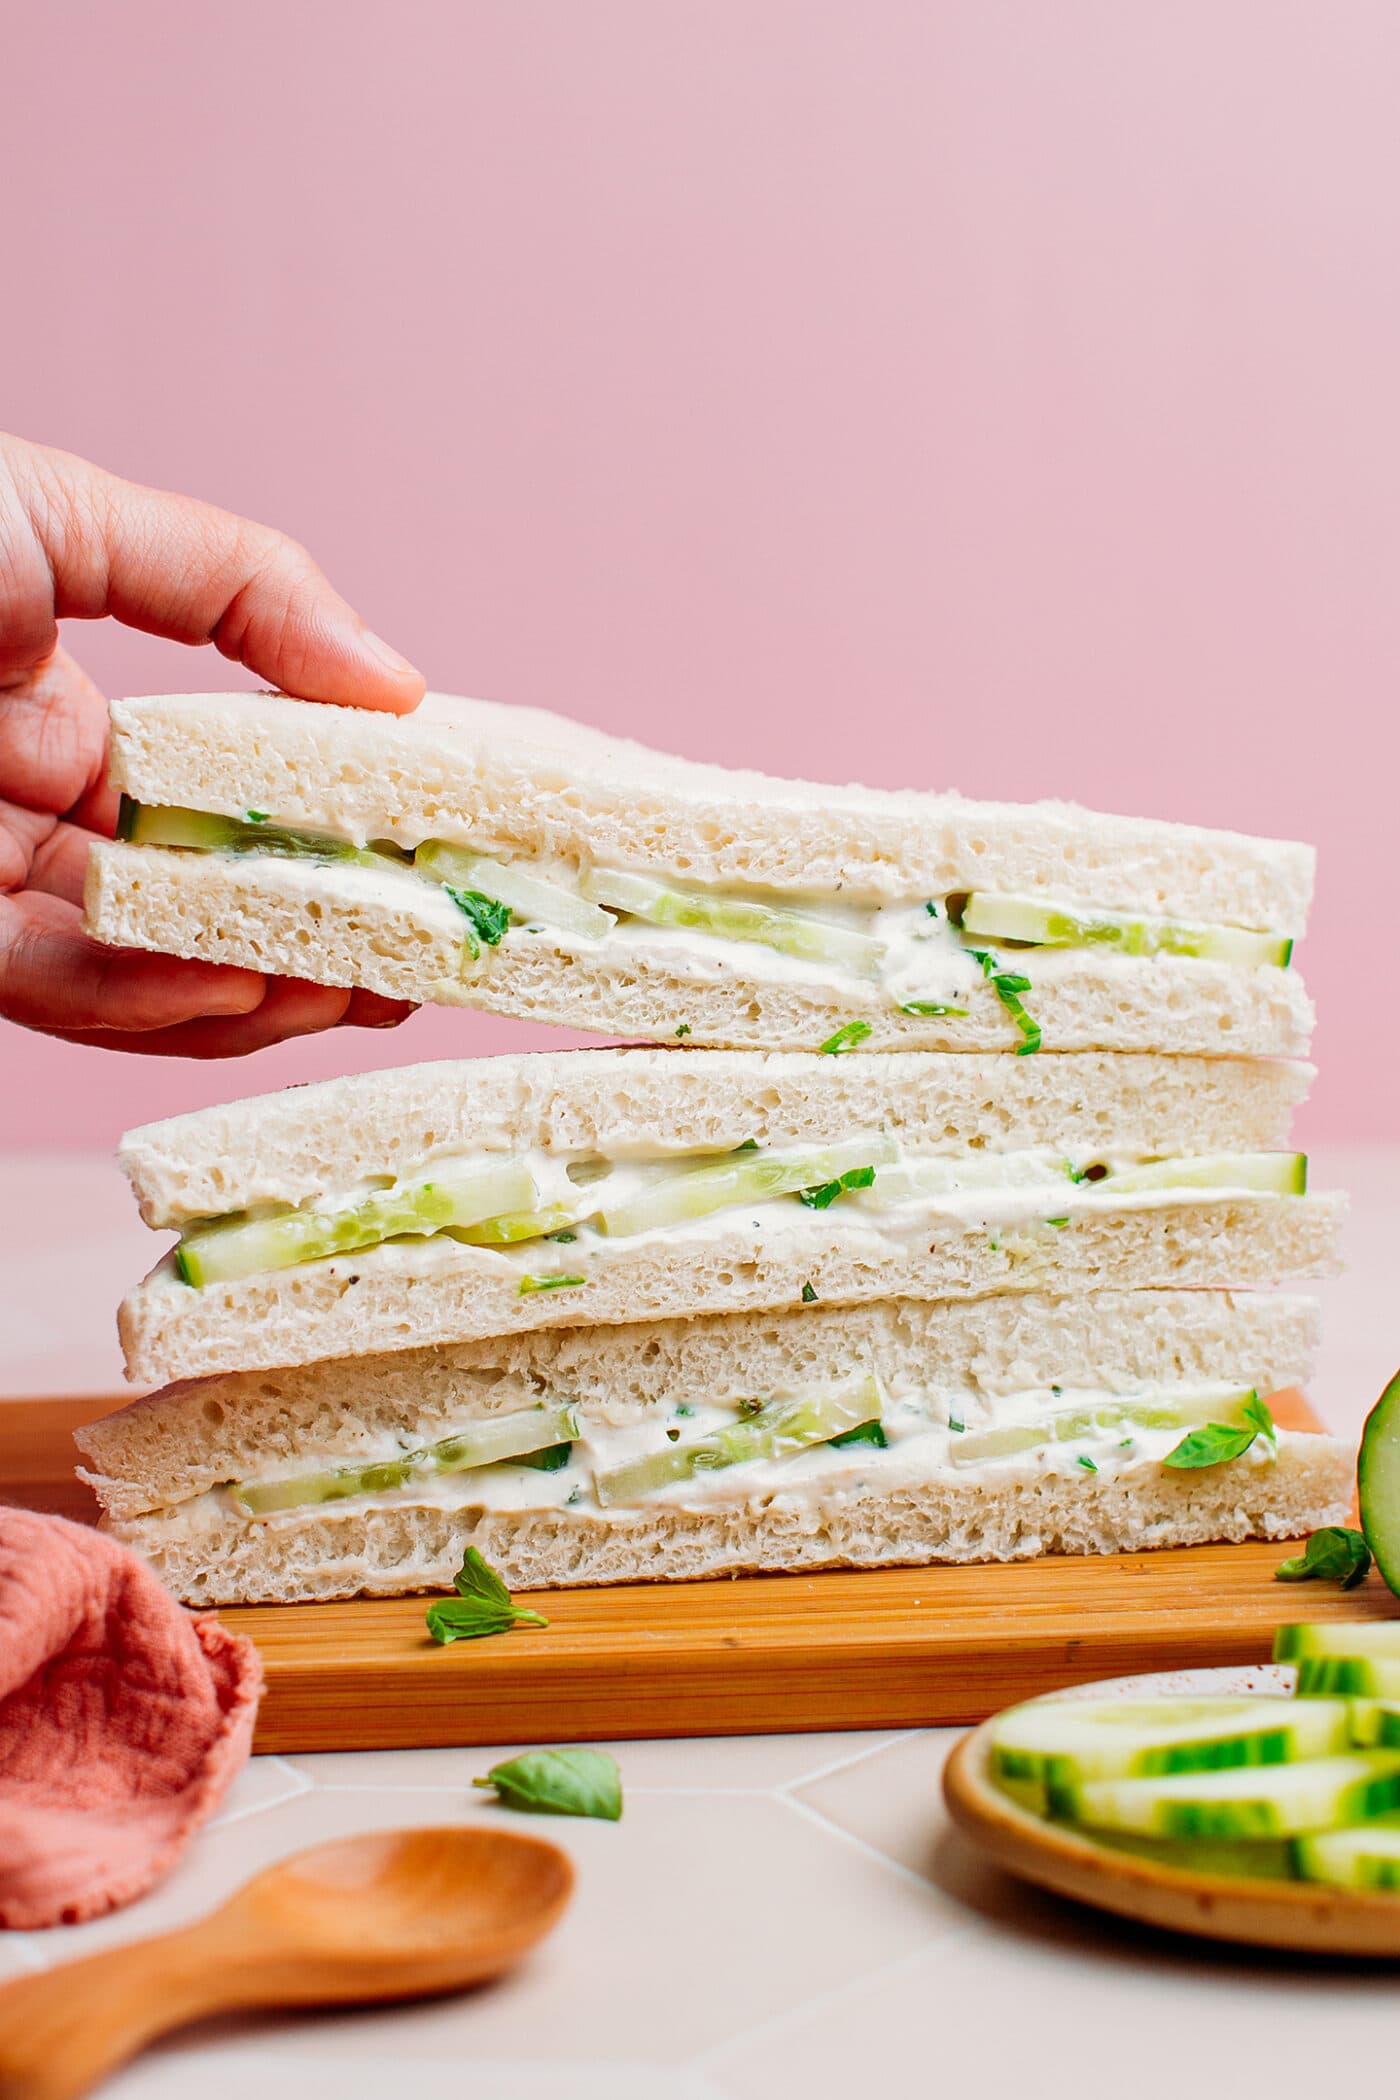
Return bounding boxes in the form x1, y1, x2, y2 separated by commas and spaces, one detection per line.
146, 1379, 1279, 1530
168, 1141, 1309, 1289
116, 801, 1296, 1045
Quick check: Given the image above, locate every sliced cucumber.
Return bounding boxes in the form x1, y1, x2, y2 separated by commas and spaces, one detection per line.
595, 1375, 881, 1507
593, 1133, 897, 1238
1360, 1369, 1400, 1598
1274, 1623, 1400, 1663
1294, 1657, 1400, 1699
1097, 1153, 1307, 1197
118, 799, 406, 871
1346, 1701, 1400, 1749
1049, 1753, 1400, 1840
578, 867, 883, 979
955, 891, 1293, 969
449, 1203, 583, 1246
1089, 1833, 1298, 1880
175, 1159, 537, 1286
852, 1152, 1075, 1210
232, 1402, 578, 1515
415, 841, 615, 941
991, 1695, 1351, 1792
1294, 1814, 1400, 1890
953, 1390, 1258, 1468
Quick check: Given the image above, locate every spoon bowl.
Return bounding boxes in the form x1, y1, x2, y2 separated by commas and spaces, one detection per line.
0, 1826, 574, 2100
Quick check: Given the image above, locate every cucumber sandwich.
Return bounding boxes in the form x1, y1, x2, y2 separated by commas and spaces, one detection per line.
76, 1287, 1350, 1605
83, 689, 1315, 1057
112, 1046, 1340, 1387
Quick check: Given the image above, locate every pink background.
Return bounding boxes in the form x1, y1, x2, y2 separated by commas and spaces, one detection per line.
3, 0, 1398, 1148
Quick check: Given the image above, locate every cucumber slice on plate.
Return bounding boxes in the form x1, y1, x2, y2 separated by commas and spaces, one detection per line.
955, 891, 1293, 969
578, 867, 884, 979
1048, 1753, 1400, 1840
991, 1695, 1351, 1790
595, 1375, 881, 1507
1346, 1701, 1400, 1749
175, 1158, 537, 1286
1294, 1813, 1400, 1890
1097, 1153, 1307, 1197
415, 842, 616, 942
593, 1133, 896, 1237
1274, 1622, 1400, 1662
1360, 1368, 1400, 1597
1295, 1657, 1400, 1699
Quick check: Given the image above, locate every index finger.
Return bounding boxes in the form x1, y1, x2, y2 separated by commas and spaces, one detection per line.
0, 431, 425, 712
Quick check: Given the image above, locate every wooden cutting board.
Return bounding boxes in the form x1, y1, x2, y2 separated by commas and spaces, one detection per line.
3, 1390, 1383, 1753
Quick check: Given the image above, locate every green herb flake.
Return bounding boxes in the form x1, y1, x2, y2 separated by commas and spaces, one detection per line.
1077, 1454, 1098, 1472
798, 1164, 877, 1210
734, 1138, 761, 1153
1045, 1216, 1069, 1228
675, 1023, 692, 1038
965, 946, 1042, 1054
245, 809, 270, 824
948, 1415, 966, 1434
801, 1281, 818, 1304
828, 1419, 888, 1450
925, 900, 940, 918
1162, 1394, 1274, 1471
445, 886, 512, 959
1276, 1526, 1373, 1591
425, 1546, 550, 1645
514, 1441, 573, 1472
545, 1229, 577, 1243
474, 1747, 622, 1821
818, 1020, 873, 1055
518, 1273, 588, 1296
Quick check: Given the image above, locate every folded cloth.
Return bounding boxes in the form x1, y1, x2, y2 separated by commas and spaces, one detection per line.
0, 1509, 263, 1928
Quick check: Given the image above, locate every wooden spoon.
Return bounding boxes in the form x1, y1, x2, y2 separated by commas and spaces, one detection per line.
0, 1825, 573, 2100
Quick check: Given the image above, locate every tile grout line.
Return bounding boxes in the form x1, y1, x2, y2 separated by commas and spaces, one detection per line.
691, 1932, 948, 2074
772, 1728, 926, 1795
775, 1786, 955, 1898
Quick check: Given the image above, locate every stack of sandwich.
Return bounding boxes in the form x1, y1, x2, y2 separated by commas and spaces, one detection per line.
76, 692, 1349, 1605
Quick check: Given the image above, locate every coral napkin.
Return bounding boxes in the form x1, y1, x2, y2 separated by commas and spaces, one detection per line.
0, 1509, 262, 1929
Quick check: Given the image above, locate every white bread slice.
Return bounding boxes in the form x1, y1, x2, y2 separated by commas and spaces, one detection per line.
118, 1193, 1342, 1387
102, 690, 1314, 925
101, 1432, 1353, 1605
116, 1045, 1310, 1227
77, 1288, 1321, 1523
86, 840, 1315, 1059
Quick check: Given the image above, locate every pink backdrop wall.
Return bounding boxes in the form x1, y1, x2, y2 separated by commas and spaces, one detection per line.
3, 0, 1397, 1148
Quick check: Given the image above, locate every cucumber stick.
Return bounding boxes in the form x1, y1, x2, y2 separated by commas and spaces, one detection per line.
232, 1402, 578, 1516
594, 1133, 896, 1237
176, 1159, 537, 1286
1100, 1152, 1306, 1197
596, 1375, 882, 1507
1295, 1814, 1400, 1890
952, 1390, 1257, 1468
579, 867, 883, 979
118, 799, 405, 871
1050, 1753, 1400, 1840
956, 891, 1293, 969
415, 841, 616, 941
1359, 1368, 1400, 1598
992, 1695, 1351, 1790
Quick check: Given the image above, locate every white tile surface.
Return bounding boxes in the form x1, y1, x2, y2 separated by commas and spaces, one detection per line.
2, 1145, 1395, 2097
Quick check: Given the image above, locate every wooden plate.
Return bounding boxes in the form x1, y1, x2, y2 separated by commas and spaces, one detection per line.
943, 1666, 1400, 1956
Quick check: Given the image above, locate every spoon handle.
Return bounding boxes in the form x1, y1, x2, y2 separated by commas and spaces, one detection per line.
0, 1921, 229, 2100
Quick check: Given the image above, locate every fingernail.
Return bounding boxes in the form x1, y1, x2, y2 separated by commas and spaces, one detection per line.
357, 627, 422, 681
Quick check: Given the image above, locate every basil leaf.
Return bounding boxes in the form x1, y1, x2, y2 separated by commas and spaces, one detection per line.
426, 1547, 550, 1643
1243, 1394, 1278, 1443
445, 886, 512, 958
1276, 1526, 1373, 1590
1162, 1420, 1260, 1470
818, 1020, 872, 1055
474, 1748, 623, 1820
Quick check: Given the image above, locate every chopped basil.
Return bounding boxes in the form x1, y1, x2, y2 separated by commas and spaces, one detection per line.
798, 1164, 877, 1210
965, 947, 1042, 1055
518, 1273, 588, 1296
675, 1023, 692, 1038
819, 1020, 873, 1055
1077, 1454, 1098, 1472
1275, 1526, 1372, 1590
947, 1415, 966, 1434
1045, 1216, 1069, 1228
545, 1229, 577, 1243
801, 1281, 818, 1304
426, 1546, 549, 1644
446, 886, 512, 959
828, 1419, 888, 1449
245, 809, 270, 823
474, 1747, 622, 1821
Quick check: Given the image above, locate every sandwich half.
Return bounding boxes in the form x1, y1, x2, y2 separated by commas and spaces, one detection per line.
77, 1289, 1351, 1604
115, 1048, 1341, 1386
85, 690, 1314, 1057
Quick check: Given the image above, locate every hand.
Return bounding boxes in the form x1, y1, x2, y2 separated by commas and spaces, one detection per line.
0, 432, 426, 1054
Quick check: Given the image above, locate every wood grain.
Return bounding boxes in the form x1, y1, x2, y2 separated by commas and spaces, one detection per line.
2, 1390, 1380, 1753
